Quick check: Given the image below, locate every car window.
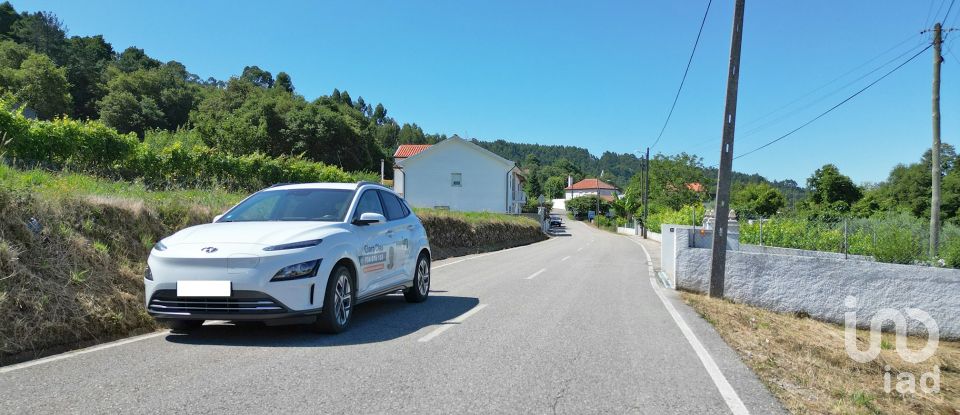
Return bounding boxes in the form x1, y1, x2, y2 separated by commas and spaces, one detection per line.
379, 190, 407, 221
354, 190, 385, 220
220, 189, 353, 222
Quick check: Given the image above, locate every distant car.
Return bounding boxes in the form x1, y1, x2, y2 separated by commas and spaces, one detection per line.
145, 182, 431, 334
549, 215, 563, 228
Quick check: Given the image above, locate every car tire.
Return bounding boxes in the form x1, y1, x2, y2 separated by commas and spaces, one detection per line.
167, 320, 204, 333
403, 253, 430, 303
313, 264, 354, 334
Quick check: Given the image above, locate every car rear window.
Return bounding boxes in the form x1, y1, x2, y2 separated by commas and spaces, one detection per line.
379, 190, 407, 220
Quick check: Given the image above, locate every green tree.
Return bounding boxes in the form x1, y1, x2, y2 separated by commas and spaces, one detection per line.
274, 71, 293, 93
14, 53, 71, 119
10, 10, 66, 63
804, 164, 862, 214
64, 35, 113, 118
542, 176, 566, 199
0, 2, 19, 40
115, 47, 160, 73
241, 65, 273, 88
732, 182, 786, 218
98, 90, 163, 136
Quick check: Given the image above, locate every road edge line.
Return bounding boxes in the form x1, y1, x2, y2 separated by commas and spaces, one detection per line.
635, 235, 749, 415
417, 303, 488, 342
0, 330, 170, 374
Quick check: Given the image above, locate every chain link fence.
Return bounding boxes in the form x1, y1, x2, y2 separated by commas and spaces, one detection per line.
738, 214, 960, 267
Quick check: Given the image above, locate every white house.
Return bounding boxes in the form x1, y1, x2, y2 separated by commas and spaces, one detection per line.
392, 136, 527, 213
564, 178, 620, 201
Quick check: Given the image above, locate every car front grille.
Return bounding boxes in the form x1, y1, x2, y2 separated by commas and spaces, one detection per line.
148, 290, 286, 315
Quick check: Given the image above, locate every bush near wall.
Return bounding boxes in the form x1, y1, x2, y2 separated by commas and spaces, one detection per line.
738, 213, 960, 267
415, 209, 547, 259
0, 106, 377, 191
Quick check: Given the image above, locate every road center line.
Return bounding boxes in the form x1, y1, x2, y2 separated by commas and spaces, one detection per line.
524, 268, 547, 280
560, 255, 571, 262
636, 238, 749, 414
417, 303, 488, 342
0, 330, 170, 374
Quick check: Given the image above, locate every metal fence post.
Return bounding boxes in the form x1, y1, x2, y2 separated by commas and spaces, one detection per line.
759, 217, 763, 247
843, 219, 848, 260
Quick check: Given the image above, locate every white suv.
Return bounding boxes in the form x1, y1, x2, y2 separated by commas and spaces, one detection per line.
145, 182, 431, 333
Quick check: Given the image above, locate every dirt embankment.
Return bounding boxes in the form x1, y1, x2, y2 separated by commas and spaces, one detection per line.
0, 189, 212, 365
0, 189, 547, 365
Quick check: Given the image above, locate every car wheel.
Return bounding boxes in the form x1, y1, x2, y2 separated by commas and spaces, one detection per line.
403, 253, 430, 303
314, 264, 354, 334
167, 320, 204, 333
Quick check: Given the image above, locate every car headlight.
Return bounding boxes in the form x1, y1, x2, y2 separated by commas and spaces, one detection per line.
144, 266, 153, 281
263, 239, 322, 251
271, 259, 321, 282
153, 241, 168, 251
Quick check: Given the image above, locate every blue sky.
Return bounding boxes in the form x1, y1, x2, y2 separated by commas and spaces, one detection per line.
16, 0, 960, 184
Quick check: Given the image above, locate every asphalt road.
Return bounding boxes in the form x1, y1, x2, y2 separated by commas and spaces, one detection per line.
0, 220, 785, 414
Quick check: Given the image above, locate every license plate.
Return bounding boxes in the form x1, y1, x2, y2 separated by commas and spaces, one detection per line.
177, 281, 231, 297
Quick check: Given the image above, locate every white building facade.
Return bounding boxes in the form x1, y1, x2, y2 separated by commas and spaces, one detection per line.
393, 136, 526, 214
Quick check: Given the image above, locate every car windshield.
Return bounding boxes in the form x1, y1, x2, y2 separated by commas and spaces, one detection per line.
219, 189, 354, 222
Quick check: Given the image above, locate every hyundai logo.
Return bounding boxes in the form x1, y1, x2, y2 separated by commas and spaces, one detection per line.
201, 247, 218, 253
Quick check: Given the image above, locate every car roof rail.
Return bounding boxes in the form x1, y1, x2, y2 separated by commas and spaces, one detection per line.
357, 181, 386, 188
268, 182, 294, 188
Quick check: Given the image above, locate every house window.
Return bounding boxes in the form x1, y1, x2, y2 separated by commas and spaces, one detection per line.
451, 173, 462, 187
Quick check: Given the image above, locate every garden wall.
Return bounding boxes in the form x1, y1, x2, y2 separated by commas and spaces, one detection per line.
663, 225, 960, 339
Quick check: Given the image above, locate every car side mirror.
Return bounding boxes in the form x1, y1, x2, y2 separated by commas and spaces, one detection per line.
213, 214, 223, 223
353, 212, 386, 226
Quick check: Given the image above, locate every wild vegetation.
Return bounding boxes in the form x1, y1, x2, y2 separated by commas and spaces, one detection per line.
683, 292, 959, 414
0, 166, 545, 363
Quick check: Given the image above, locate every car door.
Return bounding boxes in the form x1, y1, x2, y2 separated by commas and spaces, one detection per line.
352, 189, 392, 295
378, 190, 413, 285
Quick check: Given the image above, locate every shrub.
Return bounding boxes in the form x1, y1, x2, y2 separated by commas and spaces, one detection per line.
0, 104, 374, 191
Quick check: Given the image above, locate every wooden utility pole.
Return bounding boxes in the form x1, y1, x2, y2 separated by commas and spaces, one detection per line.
930, 23, 943, 259
708, 0, 745, 298
643, 147, 650, 238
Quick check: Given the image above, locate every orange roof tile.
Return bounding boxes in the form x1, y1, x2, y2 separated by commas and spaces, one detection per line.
565, 178, 619, 191
393, 144, 432, 158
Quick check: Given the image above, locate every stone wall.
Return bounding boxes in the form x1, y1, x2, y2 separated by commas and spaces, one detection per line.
663, 225, 960, 339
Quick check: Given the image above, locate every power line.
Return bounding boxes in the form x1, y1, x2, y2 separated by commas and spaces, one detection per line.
736, 33, 922, 132
942, 0, 957, 23
684, 34, 924, 153
925, 0, 942, 28
649, 0, 713, 150
732, 44, 932, 161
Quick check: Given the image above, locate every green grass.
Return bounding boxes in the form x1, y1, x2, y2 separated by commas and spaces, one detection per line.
413, 208, 539, 225
0, 164, 244, 212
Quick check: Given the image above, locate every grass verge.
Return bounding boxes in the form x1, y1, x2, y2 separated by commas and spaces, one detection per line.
0, 168, 547, 364
681, 292, 959, 414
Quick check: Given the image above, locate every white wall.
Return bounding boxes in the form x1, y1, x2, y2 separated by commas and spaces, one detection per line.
662, 226, 960, 339
401, 140, 511, 213
393, 168, 405, 196
565, 189, 618, 200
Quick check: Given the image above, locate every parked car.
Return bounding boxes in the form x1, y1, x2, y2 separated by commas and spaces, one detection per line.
145, 182, 431, 334
549, 215, 563, 228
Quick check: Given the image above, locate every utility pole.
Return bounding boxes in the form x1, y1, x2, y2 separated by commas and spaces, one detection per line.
643, 147, 650, 238
930, 22, 943, 259
708, 0, 745, 298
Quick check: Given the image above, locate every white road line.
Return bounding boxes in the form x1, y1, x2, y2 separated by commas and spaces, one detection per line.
417, 303, 488, 342
576, 247, 584, 252
0, 330, 170, 374
432, 237, 554, 271
638, 240, 749, 415
560, 255, 571, 262
524, 268, 547, 280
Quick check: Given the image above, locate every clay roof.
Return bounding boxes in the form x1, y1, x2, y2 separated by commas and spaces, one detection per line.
565, 178, 619, 191
393, 144, 432, 158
